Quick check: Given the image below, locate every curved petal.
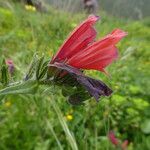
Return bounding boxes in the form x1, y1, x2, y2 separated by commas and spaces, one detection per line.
52, 15, 99, 62
68, 29, 127, 72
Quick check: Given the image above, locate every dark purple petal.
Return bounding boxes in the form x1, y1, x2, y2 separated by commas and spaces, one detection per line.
48, 62, 112, 101
76, 76, 112, 101
49, 62, 83, 76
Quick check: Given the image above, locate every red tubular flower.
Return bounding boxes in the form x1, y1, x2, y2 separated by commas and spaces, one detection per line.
51, 15, 127, 73
48, 15, 127, 104
51, 15, 98, 63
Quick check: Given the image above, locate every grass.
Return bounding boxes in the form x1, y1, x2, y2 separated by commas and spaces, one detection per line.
0, 2, 150, 150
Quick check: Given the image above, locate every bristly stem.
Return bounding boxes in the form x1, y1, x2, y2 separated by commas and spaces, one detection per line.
0, 80, 38, 97
49, 87, 78, 150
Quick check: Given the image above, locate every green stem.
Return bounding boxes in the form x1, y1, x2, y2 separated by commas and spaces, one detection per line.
0, 80, 38, 96
49, 91, 78, 150
46, 120, 63, 150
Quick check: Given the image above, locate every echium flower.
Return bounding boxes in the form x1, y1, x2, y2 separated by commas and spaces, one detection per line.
6, 59, 15, 75
48, 15, 127, 105
108, 131, 129, 150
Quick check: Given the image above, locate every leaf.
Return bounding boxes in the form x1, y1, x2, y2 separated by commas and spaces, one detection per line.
141, 119, 150, 134
36, 55, 45, 80
24, 54, 38, 80
0, 58, 9, 86
38, 60, 49, 80
0, 80, 38, 96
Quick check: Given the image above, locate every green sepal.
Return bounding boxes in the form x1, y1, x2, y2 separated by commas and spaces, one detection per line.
38, 60, 49, 80
61, 85, 75, 97
68, 89, 90, 105
36, 55, 44, 80
0, 58, 9, 86
24, 54, 38, 80
25, 54, 49, 81
62, 85, 90, 105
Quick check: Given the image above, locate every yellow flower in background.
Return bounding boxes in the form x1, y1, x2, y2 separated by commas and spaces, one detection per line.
25, 5, 36, 12
49, 49, 53, 56
66, 114, 73, 121
5, 101, 12, 107
25, 5, 30, 10
144, 61, 150, 65
114, 85, 119, 90
65, 109, 74, 121
31, 6, 36, 12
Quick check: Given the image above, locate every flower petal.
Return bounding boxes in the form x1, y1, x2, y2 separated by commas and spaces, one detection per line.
71, 46, 118, 72
52, 15, 99, 62
48, 62, 112, 101
68, 29, 127, 72
108, 131, 119, 146
76, 76, 112, 100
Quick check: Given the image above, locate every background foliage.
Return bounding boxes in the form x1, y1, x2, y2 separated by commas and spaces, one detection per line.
45, 0, 150, 19
0, 1, 150, 150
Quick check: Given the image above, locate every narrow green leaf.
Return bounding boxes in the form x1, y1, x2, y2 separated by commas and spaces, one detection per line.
49, 89, 78, 150
0, 80, 38, 96
36, 55, 44, 80
24, 54, 38, 80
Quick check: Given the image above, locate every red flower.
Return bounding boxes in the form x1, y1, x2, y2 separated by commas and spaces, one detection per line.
108, 131, 129, 149
51, 15, 127, 73
108, 131, 119, 146
48, 15, 127, 104
6, 59, 15, 75
121, 140, 128, 150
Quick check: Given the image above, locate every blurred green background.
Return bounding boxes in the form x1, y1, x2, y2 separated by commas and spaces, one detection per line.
0, 0, 150, 150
